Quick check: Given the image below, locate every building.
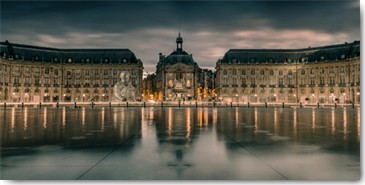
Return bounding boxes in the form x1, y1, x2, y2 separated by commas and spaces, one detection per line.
216, 41, 360, 104
146, 33, 214, 101
0, 40, 143, 102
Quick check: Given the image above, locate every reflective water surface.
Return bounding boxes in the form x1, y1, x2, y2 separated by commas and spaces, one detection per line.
0, 107, 360, 180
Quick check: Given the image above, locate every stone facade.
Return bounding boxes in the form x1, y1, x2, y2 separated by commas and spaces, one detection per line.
144, 33, 215, 101
216, 41, 360, 104
0, 41, 143, 102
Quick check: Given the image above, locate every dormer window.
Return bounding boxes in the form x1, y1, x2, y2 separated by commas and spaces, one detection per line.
68, 58, 73, 63
122, 58, 127, 63
34, 56, 40, 61
85, 58, 90, 63
341, 54, 346, 59
53, 57, 58, 62
104, 58, 109, 63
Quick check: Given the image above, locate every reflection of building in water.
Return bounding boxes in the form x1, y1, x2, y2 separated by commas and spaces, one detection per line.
1, 108, 141, 147
216, 41, 360, 104
0, 40, 143, 102
154, 108, 195, 145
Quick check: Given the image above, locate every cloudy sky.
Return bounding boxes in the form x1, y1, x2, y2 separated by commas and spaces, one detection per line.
0, 0, 360, 72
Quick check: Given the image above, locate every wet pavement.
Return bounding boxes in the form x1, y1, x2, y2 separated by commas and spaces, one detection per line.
0, 107, 360, 180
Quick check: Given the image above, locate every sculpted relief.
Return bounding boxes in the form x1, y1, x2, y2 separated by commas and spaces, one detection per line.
113, 71, 136, 101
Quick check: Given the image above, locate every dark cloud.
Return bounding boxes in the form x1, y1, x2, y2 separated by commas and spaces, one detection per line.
0, 0, 360, 72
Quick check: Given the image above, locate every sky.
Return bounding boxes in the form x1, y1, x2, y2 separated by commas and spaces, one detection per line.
0, 0, 361, 73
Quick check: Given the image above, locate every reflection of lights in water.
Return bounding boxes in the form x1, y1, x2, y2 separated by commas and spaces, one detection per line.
357, 108, 360, 141
343, 108, 347, 140
274, 108, 278, 134
235, 108, 239, 128
312, 108, 315, 130
204, 108, 208, 127
101, 107, 105, 129
11, 108, 15, 132
24, 108, 28, 130
62, 107, 66, 128
186, 108, 191, 138
43, 108, 47, 129
148, 108, 154, 123
293, 108, 297, 136
254, 107, 258, 131
331, 108, 335, 135
82, 107, 86, 128
212, 108, 217, 126
168, 108, 173, 136
198, 108, 203, 127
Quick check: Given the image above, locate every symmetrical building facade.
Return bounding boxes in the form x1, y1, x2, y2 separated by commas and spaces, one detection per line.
216, 41, 360, 104
0, 38, 360, 104
0, 41, 143, 102
143, 33, 215, 101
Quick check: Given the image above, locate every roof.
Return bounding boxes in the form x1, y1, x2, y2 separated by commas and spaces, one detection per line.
156, 50, 198, 69
0, 40, 141, 64
220, 41, 360, 64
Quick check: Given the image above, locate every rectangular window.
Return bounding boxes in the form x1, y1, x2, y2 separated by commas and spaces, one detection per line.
241, 70, 246, 75
75, 78, 80, 85
310, 77, 315, 85
339, 76, 345, 84
329, 77, 335, 85
278, 78, 283, 85
241, 78, 246, 85
35, 76, 40, 85
251, 70, 255, 75
113, 69, 118, 75
232, 70, 237, 75
223, 69, 227, 75
25, 76, 30, 84
54, 69, 58, 75
14, 75, 20, 84
319, 77, 325, 85
85, 78, 90, 85
251, 78, 255, 85
103, 78, 108, 85
232, 78, 237, 85
112, 77, 118, 85
45, 77, 50, 85
54, 78, 59, 85
269, 70, 274, 75
260, 70, 264, 75
45, 68, 49, 74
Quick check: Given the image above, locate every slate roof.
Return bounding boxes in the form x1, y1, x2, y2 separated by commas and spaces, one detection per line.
158, 50, 198, 67
0, 40, 141, 64
220, 41, 360, 64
